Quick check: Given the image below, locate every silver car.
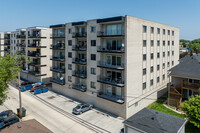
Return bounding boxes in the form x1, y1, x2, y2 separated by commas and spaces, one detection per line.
73, 103, 93, 115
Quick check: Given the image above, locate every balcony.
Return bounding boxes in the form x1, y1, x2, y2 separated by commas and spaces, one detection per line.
50, 55, 65, 62
97, 92, 124, 104
50, 43, 65, 50
72, 32, 87, 38
97, 76, 124, 87
97, 30, 124, 37
72, 58, 87, 65
97, 46, 125, 53
28, 34, 46, 39
51, 78, 65, 85
19, 43, 26, 47
97, 61, 124, 70
28, 44, 46, 48
72, 45, 87, 51
72, 84, 87, 92
28, 71, 46, 77
28, 52, 46, 58
182, 81, 200, 91
28, 62, 46, 67
4, 36, 10, 39
72, 70, 87, 78
51, 33, 65, 38
50, 67, 65, 73
16, 35, 26, 39
4, 43, 10, 46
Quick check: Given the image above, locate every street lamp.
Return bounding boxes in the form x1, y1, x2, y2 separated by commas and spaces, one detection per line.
18, 72, 22, 119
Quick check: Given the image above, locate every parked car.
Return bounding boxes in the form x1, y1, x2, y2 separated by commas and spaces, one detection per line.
73, 103, 93, 115
30, 85, 44, 92
21, 81, 33, 86
0, 110, 13, 121
0, 114, 19, 129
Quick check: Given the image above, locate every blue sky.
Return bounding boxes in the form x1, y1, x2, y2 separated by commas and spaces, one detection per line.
0, 0, 199, 40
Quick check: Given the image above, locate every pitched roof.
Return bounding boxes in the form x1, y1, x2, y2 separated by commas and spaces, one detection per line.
124, 108, 186, 133
169, 53, 200, 80
0, 119, 52, 133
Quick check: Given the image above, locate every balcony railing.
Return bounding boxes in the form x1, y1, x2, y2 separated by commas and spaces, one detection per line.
50, 55, 65, 62
4, 36, 10, 39
72, 32, 87, 38
72, 84, 87, 92
19, 43, 26, 47
28, 52, 46, 58
97, 61, 124, 70
4, 43, 10, 46
97, 91, 124, 104
28, 43, 46, 48
97, 76, 124, 87
183, 81, 200, 90
29, 34, 46, 38
51, 78, 65, 85
97, 46, 125, 53
16, 35, 26, 39
97, 30, 124, 37
72, 45, 87, 51
72, 70, 87, 78
50, 67, 65, 73
72, 58, 87, 65
50, 43, 65, 50
51, 33, 65, 38
28, 71, 46, 77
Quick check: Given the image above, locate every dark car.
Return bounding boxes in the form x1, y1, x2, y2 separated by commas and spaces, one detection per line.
73, 103, 93, 115
0, 114, 19, 129
21, 81, 33, 86
30, 84, 44, 92
0, 110, 13, 121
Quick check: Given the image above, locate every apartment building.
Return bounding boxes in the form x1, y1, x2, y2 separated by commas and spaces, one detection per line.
3, 32, 11, 55
52, 15, 179, 119
19, 27, 52, 84
0, 33, 4, 56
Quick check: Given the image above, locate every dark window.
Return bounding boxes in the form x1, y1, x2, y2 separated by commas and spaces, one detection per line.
151, 40, 154, 47
163, 63, 165, 69
91, 54, 96, 60
151, 27, 154, 33
157, 40, 160, 46
143, 68, 146, 75
150, 66, 153, 73
68, 52, 72, 58
91, 81, 96, 89
168, 41, 170, 46
172, 31, 174, 36
163, 74, 165, 80
68, 76, 72, 82
143, 82, 146, 90
163, 41, 165, 46
68, 29, 72, 34
163, 52, 165, 57
68, 64, 72, 70
172, 61, 174, 66
157, 28, 160, 34
172, 41, 174, 46
143, 40, 146, 47
157, 77, 160, 83
157, 52, 160, 58
68, 40, 72, 46
91, 40, 96, 46
168, 51, 170, 56
91, 68, 96, 75
150, 79, 153, 86
143, 54, 146, 61
143, 26, 147, 33
157, 65, 160, 71
163, 29, 165, 35
168, 62, 170, 67
91, 26, 96, 32
151, 53, 154, 60
168, 30, 170, 35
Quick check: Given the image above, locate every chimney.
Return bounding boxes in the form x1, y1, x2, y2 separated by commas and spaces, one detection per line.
190, 50, 193, 56
196, 48, 199, 54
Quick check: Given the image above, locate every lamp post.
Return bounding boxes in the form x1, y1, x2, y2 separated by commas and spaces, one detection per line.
18, 72, 22, 119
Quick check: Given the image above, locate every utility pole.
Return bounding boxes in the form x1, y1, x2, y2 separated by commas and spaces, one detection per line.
18, 72, 22, 119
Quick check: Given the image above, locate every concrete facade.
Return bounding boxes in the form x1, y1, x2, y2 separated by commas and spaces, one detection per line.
0, 33, 4, 56
50, 15, 179, 119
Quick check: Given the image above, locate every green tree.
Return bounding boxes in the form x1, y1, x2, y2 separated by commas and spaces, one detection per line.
182, 95, 200, 128
0, 53, 24, 104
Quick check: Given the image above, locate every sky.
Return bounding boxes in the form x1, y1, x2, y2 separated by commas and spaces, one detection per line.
0, 0, 199, 40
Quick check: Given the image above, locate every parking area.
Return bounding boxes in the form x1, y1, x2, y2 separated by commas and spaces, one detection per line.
33, 90, 124, 133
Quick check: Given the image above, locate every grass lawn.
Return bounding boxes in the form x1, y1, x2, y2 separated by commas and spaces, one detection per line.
147, 97, 199, 133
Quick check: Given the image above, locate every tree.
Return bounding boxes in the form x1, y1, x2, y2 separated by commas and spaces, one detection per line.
182, 95, 200, 128
0, 53, 23, 105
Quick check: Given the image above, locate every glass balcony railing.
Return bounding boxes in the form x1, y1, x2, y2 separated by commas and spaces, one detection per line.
51, 33, 65, 38
51, 78, 65, 85
50, 67, 65, 73
72, 58, 87, 65
72, 32, 87, 38
97, 76, 124, 87
50, 43, 65, 50
97, 61, 124, 70
97, 30, 124, 37
50, 55, 65, 62
72, 84, 87, 92
72, 70, 87, 78
72, 45, 87, 51
97, 91, 124, 104
97, 46, 125, 53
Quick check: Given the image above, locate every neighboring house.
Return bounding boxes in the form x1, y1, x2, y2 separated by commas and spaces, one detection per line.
3, 32, 11, 55
0, 32, 4, 56
168, 50, 200, 107
123, 108, 187, 133
50, 15, 179, 119
1, 119, 52, 133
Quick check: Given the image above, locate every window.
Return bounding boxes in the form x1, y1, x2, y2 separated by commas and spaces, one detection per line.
68, 64, 72, 70
68, 29, 72, 34
163, 29, 165, 35
163, 63, 165, 69
68, 52, 72, 58
151, 40, 154, 47
143, 54, 146, 61
168, 62, 170, 67
91, 54, 96, 60
172, 41, 174, 46
157, 52, 160, 58
163, 52, 165, 57
91, 40, 96, 46
172, 31, 174, 36
143, 82, 146, 90
150, 66, 154, 73
168, 30, 170, 35
163, 74, 165, 80
150, 79, 153, 86
157, 77, 160, 83
172, 61, 174, 66
151, 27, 154, 33
157, 65, 160, 71
168, 51, 170, 56
106, 24, 122, 35
143, 68, 146, 75
157, 40, 160, 46
91, 68, 96, 75
91, 81, 96, 89
68, 40, 72, 46
143, 40, 147, 47
163, 41, 165, 46
91, 26, 96, 32
143, 26, 147, 33
151, 53, 154, 60
157, 28, 160, 34
106, 55, 122, 66
168, 41, 170, 46
68, 76, 72, 82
